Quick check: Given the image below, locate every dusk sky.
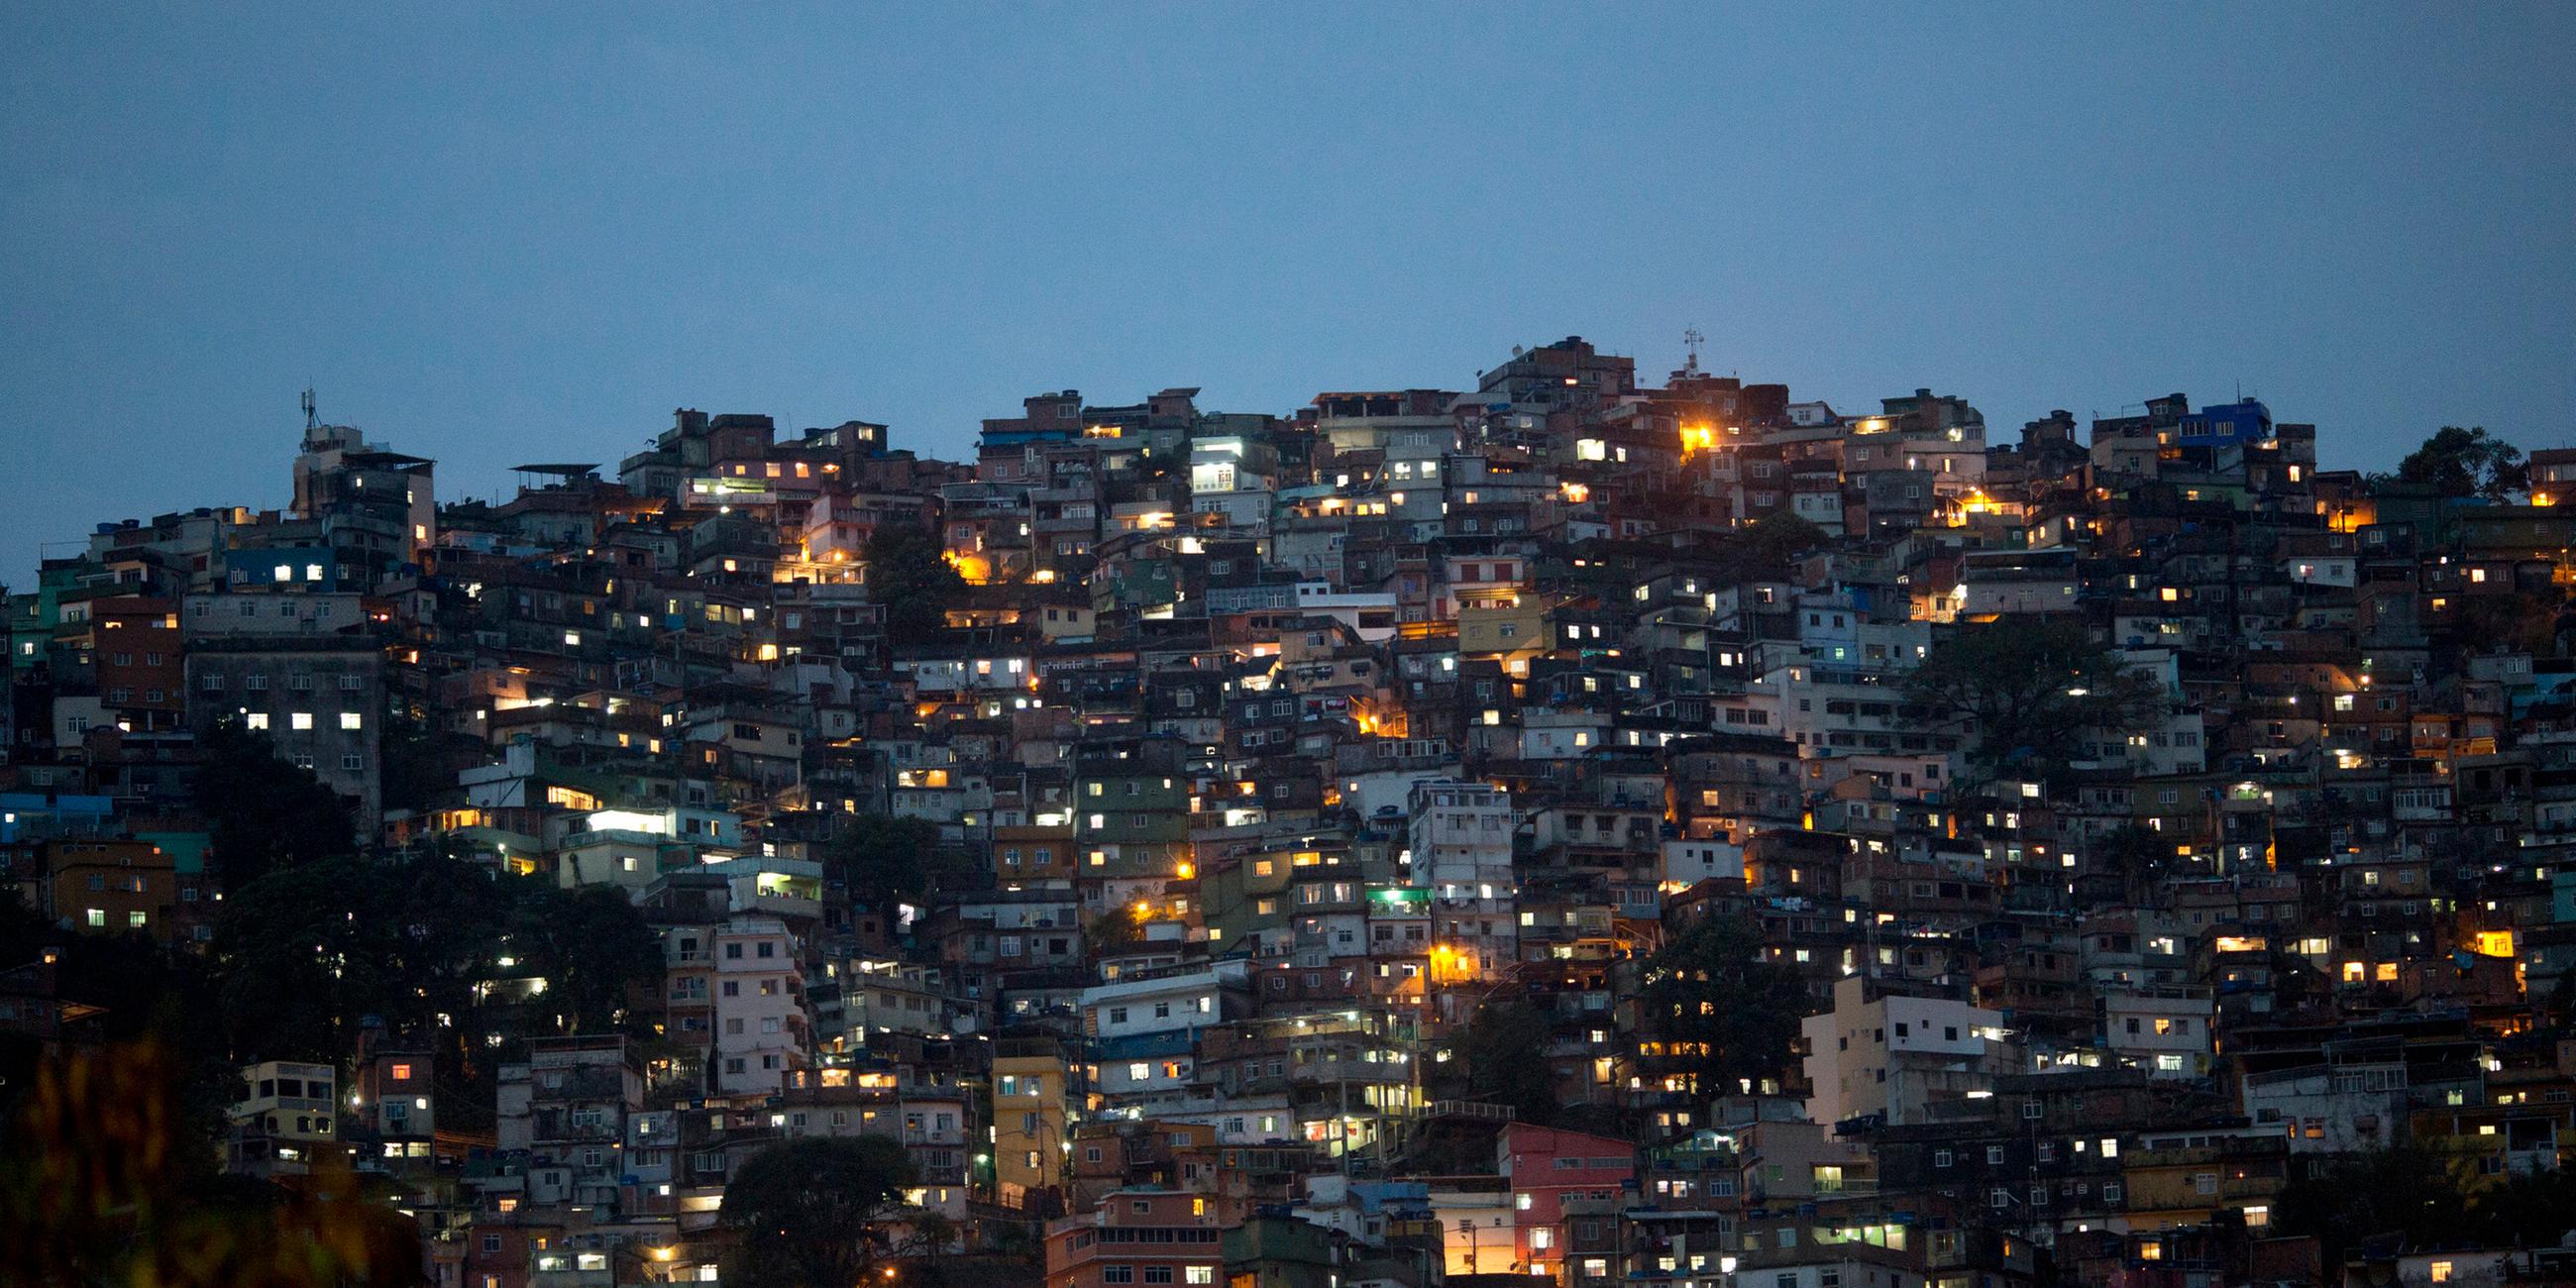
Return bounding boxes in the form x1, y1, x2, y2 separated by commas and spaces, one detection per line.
5, 3, 2571, 584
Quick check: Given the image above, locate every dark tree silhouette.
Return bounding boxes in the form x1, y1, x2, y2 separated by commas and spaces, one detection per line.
1733, 511, 1832, 576
1637, 914, 1806, 1099
2391, 425, 2527, 500
1457, 1000, 1561, 1125
195, 720, 358, 893
863, 525, 967, 645
1901, 619, 2165, 791
215, 856, 396, 1060
828, 811, 961, 914
718, 1135, 917, 1288
509, 882, 664, 1035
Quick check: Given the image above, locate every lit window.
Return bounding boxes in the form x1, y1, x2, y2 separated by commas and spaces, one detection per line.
291, 712, 314, 730
340, 712, 363, 730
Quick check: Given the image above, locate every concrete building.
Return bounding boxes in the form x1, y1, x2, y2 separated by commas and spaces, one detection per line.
1800, 976, 2008, 1129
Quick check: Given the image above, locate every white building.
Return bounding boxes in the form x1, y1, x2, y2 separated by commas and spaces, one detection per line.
1660, 838, 1746, 890
1752, 661, 1914, 759
1405, 780, 1518, 978
1081, 961, 1242, 1040
2240, 1060, 2409, 1154
1800, 975, 2007, 1128
710, 916, 811, 1096
2102, 990, 2216, 1079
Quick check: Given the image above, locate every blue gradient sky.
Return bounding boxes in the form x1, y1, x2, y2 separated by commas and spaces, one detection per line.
5, 3, 2572, 583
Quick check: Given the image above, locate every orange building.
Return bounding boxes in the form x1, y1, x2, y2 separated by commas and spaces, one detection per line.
1044, 1188, 1223, 1288
47, 838, 189, 944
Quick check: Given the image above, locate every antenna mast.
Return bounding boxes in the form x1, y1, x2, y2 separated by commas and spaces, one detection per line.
1681, 327, 1704, 376
302, 385, 317, 433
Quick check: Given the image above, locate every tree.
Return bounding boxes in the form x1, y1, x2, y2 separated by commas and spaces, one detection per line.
509, 882, 664, 1035
1900, 619, 2165, 792
2392, 425, 2526, 500
1636, 914, 1806, 1099
214, 853, 517, 1061
2088, 823, 2177, 903
377, 707, 459, 817
863, 525, 966, 645
1457, 1001, 1560, 1125
195, 720, 357, 893
215, 856, 396, 1060
2274, 1146, 2472, 1271
2449, 585, 2566, 657
2464, 1166, 2576, 1248
1086, 906, 1144, 960
1733, 511, 1831, 577
381, 855, 519, 1020
718, 1135, 917, 1288
828, 812, 960, 915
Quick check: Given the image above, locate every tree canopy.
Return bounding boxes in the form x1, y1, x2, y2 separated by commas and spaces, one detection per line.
2273, 1147, 2576, 1271
1900, 619, 2166, 791
863, 525, 967, 645
507, 883, 664, 1035
215, 855, 662, 1064
718, 1134, 917, 1288
195, 720, 358, 893
1456, 1000, 1561, 1125
1732, 511, 1832, 576
1636, 914, 1807, 1099
828, 811, 970, 916
2390, 425, 2526, 500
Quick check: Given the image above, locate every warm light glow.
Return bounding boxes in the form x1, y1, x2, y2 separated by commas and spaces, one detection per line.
944, 551, 994, 584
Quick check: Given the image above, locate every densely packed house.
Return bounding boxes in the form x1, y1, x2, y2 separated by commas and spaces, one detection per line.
9, 337, 2576, 1288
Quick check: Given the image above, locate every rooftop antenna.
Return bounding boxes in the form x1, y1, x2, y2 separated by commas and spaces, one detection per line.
301, 385, 317, 433
1681, 326, 1704, 376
